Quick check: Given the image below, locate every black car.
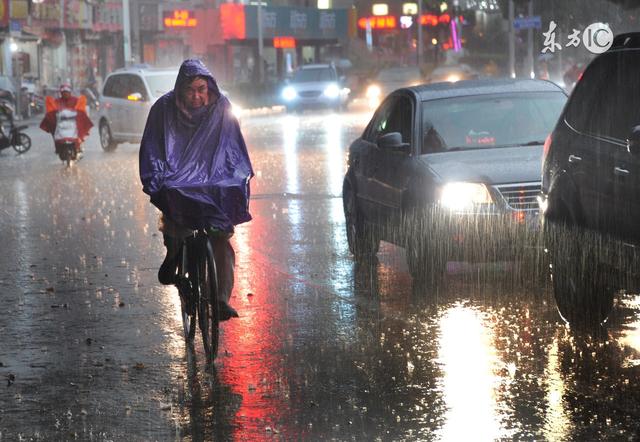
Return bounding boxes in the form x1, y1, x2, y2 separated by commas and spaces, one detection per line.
343, 79, 567, 282
540, 32, 640, 327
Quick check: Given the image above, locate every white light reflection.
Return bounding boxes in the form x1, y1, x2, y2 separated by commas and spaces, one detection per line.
282, 115, 302, 232
158, 285, 192, 359
323, 114, 347, 230
282, 115, 300, 196
436, 305, 503, 441
618, 294, 640, 365
14, 180, 30, 264
542, 337, 571, 440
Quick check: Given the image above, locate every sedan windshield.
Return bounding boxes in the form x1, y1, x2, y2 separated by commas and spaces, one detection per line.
421, 92, 566, 152
144, 73, 178, 98
292, 68, 336, 83
377, 68, 422, 82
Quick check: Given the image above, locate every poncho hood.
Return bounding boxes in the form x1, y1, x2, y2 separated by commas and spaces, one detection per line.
139, 59, 253, 232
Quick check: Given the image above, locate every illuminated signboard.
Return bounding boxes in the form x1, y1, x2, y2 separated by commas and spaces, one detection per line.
372, 3, 388, 16
402, 3, 417, 15
164, 10, 197, 28
419, 13, 450, 26
357, 15, 396, 30
273, 36, 296, 48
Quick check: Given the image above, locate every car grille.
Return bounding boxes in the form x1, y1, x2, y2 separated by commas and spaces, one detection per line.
299, 91, 322, 98
494, 183, 541, 211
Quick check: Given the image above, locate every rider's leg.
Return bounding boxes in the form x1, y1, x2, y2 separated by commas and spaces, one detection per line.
212, 235, 238, 320
158, 233, 181, 285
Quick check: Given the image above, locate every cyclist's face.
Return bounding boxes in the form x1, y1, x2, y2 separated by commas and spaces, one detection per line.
182, 78, 209, 109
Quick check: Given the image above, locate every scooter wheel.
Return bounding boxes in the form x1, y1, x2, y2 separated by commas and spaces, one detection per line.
12, 133, 31, 154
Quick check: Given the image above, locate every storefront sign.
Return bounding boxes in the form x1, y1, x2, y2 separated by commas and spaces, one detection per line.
273, 36, 295, 48
0, 0, 8, 26
357, 16, 396, 30
64, 0, 92, 29
94, 2, 122, 32
31, 1, 62, 24
163, 10, 197, 28
139, 3, 158, 31
220, 4, 349, 40
10, 0, 28, 19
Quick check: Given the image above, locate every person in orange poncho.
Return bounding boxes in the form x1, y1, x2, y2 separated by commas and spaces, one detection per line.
40, 84, 93, 156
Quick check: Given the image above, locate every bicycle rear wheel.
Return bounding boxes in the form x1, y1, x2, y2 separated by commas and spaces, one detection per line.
197, 237, 220, 362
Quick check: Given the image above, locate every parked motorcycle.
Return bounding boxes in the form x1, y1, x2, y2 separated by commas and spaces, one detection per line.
0, 97, 31, 154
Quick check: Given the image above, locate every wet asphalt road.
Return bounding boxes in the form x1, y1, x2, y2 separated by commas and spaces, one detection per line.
1, 108, 640, 441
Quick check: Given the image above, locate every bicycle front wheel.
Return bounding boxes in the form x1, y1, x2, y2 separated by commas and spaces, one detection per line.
198, 238, 220, 362
177, 245, 196, 344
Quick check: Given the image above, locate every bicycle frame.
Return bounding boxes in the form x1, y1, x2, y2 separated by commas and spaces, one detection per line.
176, 229, 220, 362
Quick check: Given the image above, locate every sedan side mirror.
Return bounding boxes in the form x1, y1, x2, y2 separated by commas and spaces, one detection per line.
627, 125, 640, 155
377, 132, 410, 152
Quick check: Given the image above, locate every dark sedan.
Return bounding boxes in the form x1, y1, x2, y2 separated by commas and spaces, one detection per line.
342, 79, 567, 282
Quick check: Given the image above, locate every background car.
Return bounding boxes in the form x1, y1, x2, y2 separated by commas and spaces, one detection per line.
98, 66, 241, 151
98, 66, 178, 151
427, 63, 480, 84
280, 63, 349, 113
364, 66, 424, 109
540, 32, 640, 327
343, 79, 567, 283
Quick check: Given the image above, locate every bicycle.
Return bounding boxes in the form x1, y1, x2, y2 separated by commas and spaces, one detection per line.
175, 229, 221, 362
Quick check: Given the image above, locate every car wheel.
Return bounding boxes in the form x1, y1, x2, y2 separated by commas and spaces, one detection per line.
546, 222, 615, 328
343, 179, 379, 258
99, 120, 117, 152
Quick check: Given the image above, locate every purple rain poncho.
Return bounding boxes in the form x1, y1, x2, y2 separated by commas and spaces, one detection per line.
139, 59, 253, 232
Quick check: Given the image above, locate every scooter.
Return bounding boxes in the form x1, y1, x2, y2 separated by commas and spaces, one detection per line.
53, 108, 83, 167
0, 98, 31, 154
55, 138, 78, 167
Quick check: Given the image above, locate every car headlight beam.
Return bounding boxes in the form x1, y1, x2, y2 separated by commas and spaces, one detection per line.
439, 182, 493, 211
366, 84, 381, 99
282, 86, 297, 101
323, 83, 340, 98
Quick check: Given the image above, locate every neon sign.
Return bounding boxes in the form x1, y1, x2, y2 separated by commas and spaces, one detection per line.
357, 16, 397, 30
273, 36, 296, 48
164, 10, 197, 28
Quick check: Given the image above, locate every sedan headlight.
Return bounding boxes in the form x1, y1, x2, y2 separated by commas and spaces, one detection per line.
282, 86, 297, 101
439, 182, 493, 211
366, 84, 381, 98
323, 83, 340, 99
446, 74, 461, 83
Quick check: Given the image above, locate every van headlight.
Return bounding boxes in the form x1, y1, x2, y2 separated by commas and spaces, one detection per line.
323, 83, 340, 98
439, 182, 493, 211
282, 86, 297, 101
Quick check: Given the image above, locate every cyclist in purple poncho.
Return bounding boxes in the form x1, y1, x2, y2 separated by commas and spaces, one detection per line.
139, 59, 254, 320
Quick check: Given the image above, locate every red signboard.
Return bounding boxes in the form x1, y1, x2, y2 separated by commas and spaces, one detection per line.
419, 13, 450, 26
357, 16, 397, 30
220, 4, 246, 39
273, 36, 296, 48
163, 10, 197, 28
